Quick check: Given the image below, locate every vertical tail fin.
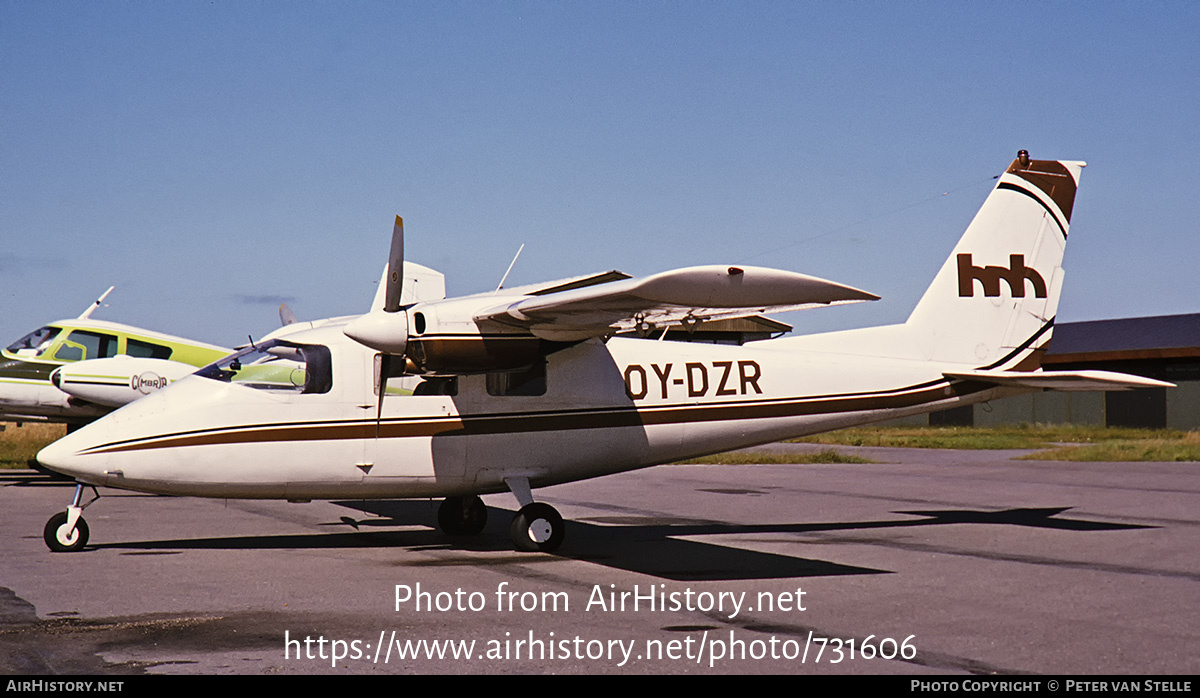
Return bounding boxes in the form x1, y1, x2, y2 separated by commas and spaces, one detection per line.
904, 151, 1085, 369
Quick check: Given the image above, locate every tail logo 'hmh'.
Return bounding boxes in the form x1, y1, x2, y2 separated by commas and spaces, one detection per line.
957, 253, 1047, 298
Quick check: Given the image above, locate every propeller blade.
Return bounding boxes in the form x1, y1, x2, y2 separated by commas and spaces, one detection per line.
376, 353, 391, 436
371, 216, 408, 435
279, 302, 297, 326
384, 216, 404, 313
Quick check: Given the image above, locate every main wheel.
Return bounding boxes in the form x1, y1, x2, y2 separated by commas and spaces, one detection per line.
437, 495, 488, 535
510, 503, 564, 552
44, 512, 89, 553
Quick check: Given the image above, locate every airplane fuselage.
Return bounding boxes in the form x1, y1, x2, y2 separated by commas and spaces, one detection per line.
38, 323, 1015, 500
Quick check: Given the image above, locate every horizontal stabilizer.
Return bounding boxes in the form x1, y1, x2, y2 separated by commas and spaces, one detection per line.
945, 369, 1175, 392
477, 265, 878, 341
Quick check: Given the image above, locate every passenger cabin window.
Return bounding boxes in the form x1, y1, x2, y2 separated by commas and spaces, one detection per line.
53, 330, 118, 362
414, 377, 458, 396
195, 340, 332, 394
126, 339, 173, 360
5, 326, 62, 358
486, 361, 546, 396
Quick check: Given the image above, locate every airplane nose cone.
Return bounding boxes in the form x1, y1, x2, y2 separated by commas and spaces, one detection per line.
37, 430, 106, 484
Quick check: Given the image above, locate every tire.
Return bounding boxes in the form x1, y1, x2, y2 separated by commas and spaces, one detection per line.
437, 496, 488, 535
510, 503, 564, 553
44, 511, 89, 553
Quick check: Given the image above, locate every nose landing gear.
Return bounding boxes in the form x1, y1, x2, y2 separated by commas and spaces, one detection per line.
44, 483, 99, 553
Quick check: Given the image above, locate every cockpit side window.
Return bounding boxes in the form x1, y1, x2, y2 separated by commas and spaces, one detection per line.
195, 340, 332, 394
300, 345, 332, 394
5, 326, 62, 358
53, 330, 118, 362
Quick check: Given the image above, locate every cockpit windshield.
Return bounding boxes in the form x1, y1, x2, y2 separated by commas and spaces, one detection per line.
195, 339, 332, 394
5, 326, 62, 358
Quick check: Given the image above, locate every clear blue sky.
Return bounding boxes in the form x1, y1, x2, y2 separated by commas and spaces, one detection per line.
3, 2, 1198, 348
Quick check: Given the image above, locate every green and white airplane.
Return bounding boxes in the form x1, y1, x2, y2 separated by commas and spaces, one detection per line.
0, 288, 231, 426
3, 264, 449, 426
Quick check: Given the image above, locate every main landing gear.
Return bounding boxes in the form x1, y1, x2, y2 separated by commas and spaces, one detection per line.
434, 477, 565, 553
505, 476, 564, 553
509, 502, 564, 553
437, 495, 488, 535
44, 483, 99, 553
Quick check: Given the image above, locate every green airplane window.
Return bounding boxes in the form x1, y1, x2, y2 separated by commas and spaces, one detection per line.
5, 326, 62, 358
126, 339, 173, 360
55, 330, 119, 362
53, 342, 83, 362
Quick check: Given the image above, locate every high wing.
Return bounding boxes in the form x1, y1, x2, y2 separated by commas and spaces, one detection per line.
495, 269, 631, 298
945, 369, 1175, 392
474, 264, 879, 341
343, 218, 879, 377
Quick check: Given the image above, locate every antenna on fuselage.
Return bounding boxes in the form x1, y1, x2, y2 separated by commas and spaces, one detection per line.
78, 286, 114, 319
496, 244, 525, 292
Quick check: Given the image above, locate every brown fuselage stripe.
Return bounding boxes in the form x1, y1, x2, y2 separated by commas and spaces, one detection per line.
81, 322, 1054, 457
81, 379, 993, 456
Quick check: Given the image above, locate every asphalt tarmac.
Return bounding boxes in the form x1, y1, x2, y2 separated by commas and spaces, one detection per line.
2, 445, 1197, 675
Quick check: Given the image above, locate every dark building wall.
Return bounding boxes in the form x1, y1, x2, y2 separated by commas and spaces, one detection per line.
1105, 388, 1168, 429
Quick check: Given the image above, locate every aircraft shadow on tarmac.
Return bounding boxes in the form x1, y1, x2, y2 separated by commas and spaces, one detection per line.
2, 469, 75, 487
86, 499, 1154, 582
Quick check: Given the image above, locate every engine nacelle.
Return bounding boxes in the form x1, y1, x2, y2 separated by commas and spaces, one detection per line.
344, 298, 578, 375
51, 356, 198, 407
406, 335, 555, 374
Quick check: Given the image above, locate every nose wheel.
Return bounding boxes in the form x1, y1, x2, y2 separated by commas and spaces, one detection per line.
45, 511, 89, 552
44, 483, 98, 553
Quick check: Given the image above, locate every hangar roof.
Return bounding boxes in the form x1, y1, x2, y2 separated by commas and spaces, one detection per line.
1045, 313, 1200, 363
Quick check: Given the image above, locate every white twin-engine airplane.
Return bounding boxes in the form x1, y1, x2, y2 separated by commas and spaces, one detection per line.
37, 152, 1171, 553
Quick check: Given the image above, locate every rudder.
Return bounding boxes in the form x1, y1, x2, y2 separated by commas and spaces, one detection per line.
904, 151, 1085, 370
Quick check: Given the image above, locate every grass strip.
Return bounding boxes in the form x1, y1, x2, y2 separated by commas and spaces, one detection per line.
0, 422, 66, 469
676, 449, 873, 465
788, 425, 1193, 450
1020, 432, 1200, 462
